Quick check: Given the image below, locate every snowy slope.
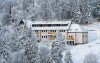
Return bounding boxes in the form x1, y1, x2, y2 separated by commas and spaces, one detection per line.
71, 22, 100, 63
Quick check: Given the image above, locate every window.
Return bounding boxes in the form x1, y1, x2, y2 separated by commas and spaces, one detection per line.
83, 35, 84, 38
40, 24, 42, 27
72, 41, 74, 45
62, 24, 68, 26
48, 24, 51, 27
44, 36, 45, 38
60, 30, 65, 32
46, 36, 47, 38
37, 40, 40, 42
35, 30, 36, 32
60, 30, 62, 32
67, 41, 74, 45
32, 24, 34, 27
37, 35, 39, 37
50, 30, 52, 32
42, 36, 43, 38
71, 36, 73, 38
67, 41, 69, 44
57, 24, 60, 26
54, 36, 56, 38
50, 35, 52, 38
70, 41, 72, 44
35, 30, 39, 32
32, 24, 68, 27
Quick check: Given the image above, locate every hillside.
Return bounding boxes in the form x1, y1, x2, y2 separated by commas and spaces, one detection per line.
0, 0, 100, 63
71, 22, 100, 63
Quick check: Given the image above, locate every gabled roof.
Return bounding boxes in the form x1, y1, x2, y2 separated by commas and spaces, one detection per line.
68, 24, 88, 32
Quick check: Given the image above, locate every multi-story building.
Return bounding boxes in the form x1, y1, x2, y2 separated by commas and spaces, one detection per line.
30, 21, 88, 45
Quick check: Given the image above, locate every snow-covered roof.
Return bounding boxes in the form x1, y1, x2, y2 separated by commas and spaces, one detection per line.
32, 21, 71, 24
24, 19, 88, 32
32, 27, 70, 30
68, 24, 88, 32
31, 21, 72, 30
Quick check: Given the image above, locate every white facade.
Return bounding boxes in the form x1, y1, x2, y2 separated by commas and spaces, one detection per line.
26, 20, 88, 45
67, 24, 88, 44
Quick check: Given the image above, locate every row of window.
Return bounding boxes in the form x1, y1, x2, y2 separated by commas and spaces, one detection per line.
69, 36, 73, 38
41, 35, 56, 38
67, 41, 74, 45
60, 30, 65, 32
35, 30, 66, 32
42, 36, 48, 38
32, 24, 68, 27
35, 30, 56, 32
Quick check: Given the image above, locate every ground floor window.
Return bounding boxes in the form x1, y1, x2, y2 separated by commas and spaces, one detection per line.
67, 41, 74, 45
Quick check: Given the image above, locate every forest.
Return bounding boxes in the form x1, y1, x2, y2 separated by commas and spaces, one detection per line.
0, 0, 100, 25
0, 0, 100, 63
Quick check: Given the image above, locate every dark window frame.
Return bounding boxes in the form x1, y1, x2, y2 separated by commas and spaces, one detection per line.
32, 24, 69, 27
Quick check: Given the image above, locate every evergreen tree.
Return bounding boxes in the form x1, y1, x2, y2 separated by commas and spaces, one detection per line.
24, 23, 39, 63
80, 0, 93, 24
84, 53, 98, 63
49, 40, 63, 63
55, 32, 66, 51
0, 27, 12, 63
38, 46, 50, 63
64, 49, 73, 63
24, 38, 38, 63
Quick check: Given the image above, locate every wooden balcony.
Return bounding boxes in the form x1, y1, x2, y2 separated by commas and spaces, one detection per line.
48, 32, 55, 34
67, 38, 74, 40
48, 38, 55, 40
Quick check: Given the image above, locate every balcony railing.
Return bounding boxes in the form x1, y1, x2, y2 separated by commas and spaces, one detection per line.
67, 38, 74, 40
48, 38, 55, 40
48, 32, 55, 34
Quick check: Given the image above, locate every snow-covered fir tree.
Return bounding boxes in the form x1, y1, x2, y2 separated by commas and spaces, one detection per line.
37, 0, 51, 21
49, 32, 68, 63
24, 38, 38, 63
8, 21, 39, 63
84, 53, 98, 63
54, 32, 66, 51
0, 26, 12, 63
38, 46, 50, 63
49, 41, 63, 63
9, 22, 26, 52
80, 0, 93, 24
24, 22, 39, 63
64, 49, 73, 63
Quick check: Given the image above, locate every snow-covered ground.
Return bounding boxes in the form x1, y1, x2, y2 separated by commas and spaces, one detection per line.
2, 21, 100, 63
36, 22, 100, 63
71, 22, 100, 63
